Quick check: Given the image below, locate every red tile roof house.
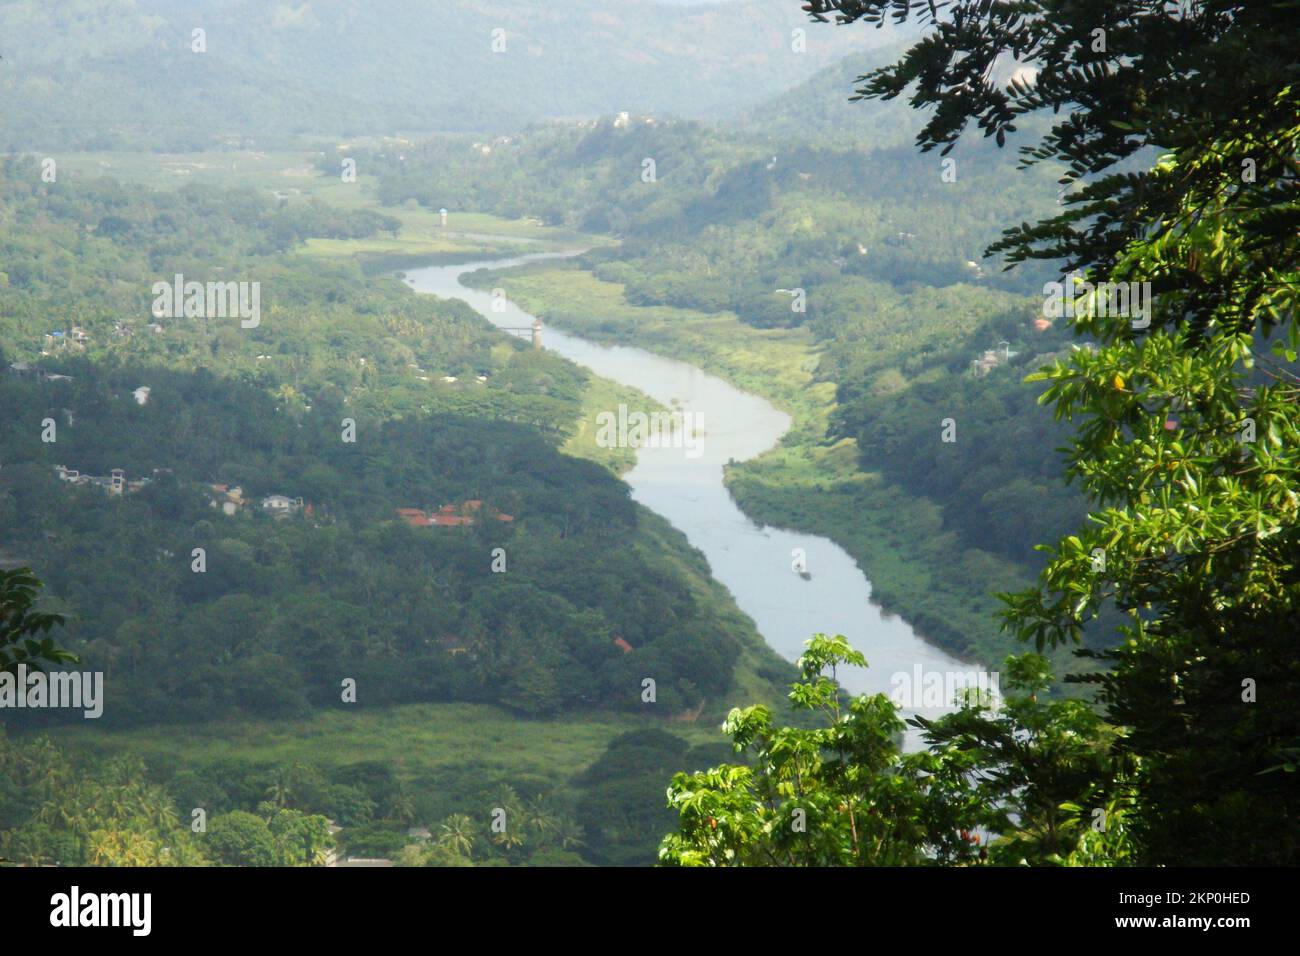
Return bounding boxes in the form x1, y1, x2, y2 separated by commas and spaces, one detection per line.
431, 505, 473, 526
431, 514, 472, 526
396, 502, 514, 527
464, 500, 514, 521
612, 636, 635, 654
396, 508, 433, 527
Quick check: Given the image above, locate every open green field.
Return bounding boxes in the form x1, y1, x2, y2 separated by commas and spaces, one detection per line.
55, 148, 605, 263
43, 703, 720, 785
57, 148, 325, 191
296, 205, 606, 266
563, 373, 660, 475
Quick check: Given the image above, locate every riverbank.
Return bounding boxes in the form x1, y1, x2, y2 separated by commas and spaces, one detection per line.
460, 258, 1038, 666
413, 252, 978, 719
276, 167, 1035, 668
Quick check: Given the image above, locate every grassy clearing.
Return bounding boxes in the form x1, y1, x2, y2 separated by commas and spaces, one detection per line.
55, 150, 602, 260
43, 702, 724, 787
563, 374, 660, 475
301, 234, 518, 263
57, 149, 320, 191
297, 207, 605, 265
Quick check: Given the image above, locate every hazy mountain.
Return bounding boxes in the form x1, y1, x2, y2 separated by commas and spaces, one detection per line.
734, 39, 1052, 155
0, 0, 903, 149
732, 41, 922, 150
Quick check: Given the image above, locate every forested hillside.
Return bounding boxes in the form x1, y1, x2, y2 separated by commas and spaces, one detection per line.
655, 0, 1300, 870
2, 359, 767, 724
0, 161, 792, 725
0, 0, 896, 150
370, 103, 1099, 659
0, 141, 803, 867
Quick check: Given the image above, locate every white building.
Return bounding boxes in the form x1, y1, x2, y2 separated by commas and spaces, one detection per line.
261, 494, 304, 518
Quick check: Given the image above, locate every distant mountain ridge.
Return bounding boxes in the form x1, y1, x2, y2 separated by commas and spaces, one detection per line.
0, 0, 903, 149
733, 41, 923, 149
732, 35, 1056, 155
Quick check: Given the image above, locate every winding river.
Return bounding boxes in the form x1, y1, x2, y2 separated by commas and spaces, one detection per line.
406, 252, 974, 744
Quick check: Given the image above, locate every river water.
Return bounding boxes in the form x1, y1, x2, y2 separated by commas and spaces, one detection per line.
406, 252, 974, 743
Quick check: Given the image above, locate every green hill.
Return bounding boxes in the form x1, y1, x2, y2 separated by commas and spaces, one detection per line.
0, 0, 905, 150
731, 41, 923, 150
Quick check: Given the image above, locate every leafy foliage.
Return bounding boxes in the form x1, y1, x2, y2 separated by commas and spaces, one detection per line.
0, 567, 76, 676
810, 0, 1300, 863
659, 634, 1127, 865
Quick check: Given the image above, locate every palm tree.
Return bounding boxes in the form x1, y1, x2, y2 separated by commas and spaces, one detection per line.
491, 825, 525, 852
264, 768, 295, 809
555, 816, 587, 852
311, 843, 335, 867
488, 786, 526, 851
85, 830, 115, 867
492, 785, 522, 817
36, 790, 77, 829
387, 786, 416, 824
146, 788, 180, 833
437, 814, 475, 857
20, 738, 66, 797
105, 786, 135, 822
523, 797, 559, 840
